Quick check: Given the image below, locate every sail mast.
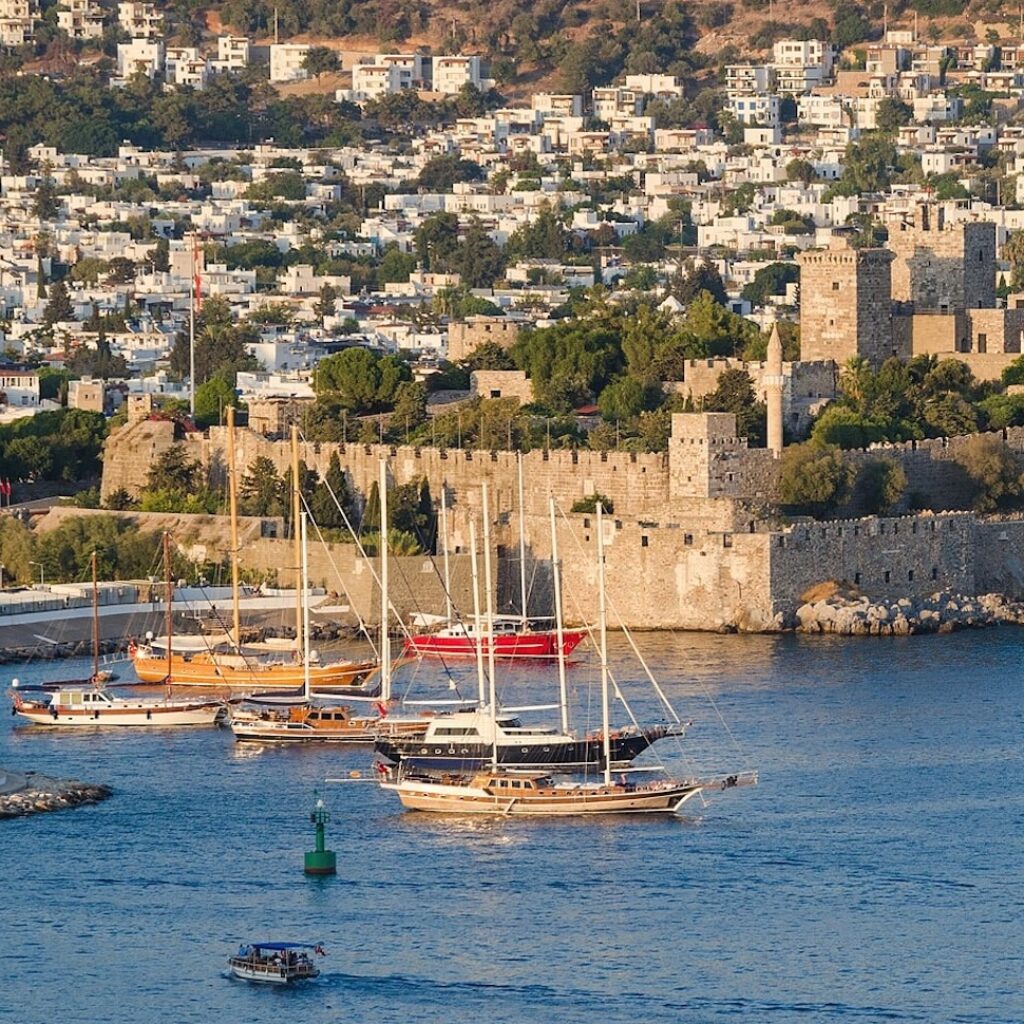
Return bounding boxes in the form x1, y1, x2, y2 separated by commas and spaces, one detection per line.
291, 424, 303, 654
481, 481, 498, 769
300, 510, 312, 703
91, 550, 99, 683
226, 405, 242, 651
164, 531, 173, 687
468, 518, 486, 708
517, 452, 528, 624
379, 459, 391, 704
439, 484, 452, 624
549, 496, 569, 734
596, 501, 611, 786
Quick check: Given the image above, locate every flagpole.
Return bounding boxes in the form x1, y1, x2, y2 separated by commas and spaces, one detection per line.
189, 230, 197, 419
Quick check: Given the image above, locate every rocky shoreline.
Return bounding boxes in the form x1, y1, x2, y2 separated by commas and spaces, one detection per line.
795, 591, 1024, 636
0, 769, 112, 819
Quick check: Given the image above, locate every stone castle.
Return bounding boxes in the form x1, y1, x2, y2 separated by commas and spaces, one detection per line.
100, 406, 1024, 631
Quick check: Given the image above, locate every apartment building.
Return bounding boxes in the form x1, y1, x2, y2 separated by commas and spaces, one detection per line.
0, 0, 36, 47
771, 38, 834, 94
117, 1, 161, 38
269, 43, 309, 83
57, 0, 103, 40
212, 35, 250, 72
352, 62, 412, 99
117, 38, 164, 80
433, 55, 482, 94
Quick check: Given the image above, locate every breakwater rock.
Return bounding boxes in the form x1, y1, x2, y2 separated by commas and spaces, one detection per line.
0, 769, 112, 819
795, 591, 1024, 636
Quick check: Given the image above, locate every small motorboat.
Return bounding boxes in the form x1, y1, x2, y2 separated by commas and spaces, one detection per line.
228, 942, 325, 984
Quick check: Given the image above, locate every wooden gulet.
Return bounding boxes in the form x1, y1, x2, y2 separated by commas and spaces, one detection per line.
131, 411, 378, 692
379, 500, 758, 816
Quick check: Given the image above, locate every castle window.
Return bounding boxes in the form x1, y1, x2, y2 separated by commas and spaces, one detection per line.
978, 333, 987, 353
583, 518, 590, 528
832, 281, 840, 290
884, 571, 891, 583
908, 570, 914, 582
978, 250, 985, 262
854, 572, 861, 584
931, 567, 938, 580
641, 536, 649, 547
684, 533, 693, 546
723, 534, 733, 548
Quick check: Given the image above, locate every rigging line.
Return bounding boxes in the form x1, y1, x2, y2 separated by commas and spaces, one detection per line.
299, 491, 379, 661
555, 500, 683, 725
299, 433, 462, 688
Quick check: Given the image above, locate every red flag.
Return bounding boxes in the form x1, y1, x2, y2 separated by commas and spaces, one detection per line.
375, 701, 388, 718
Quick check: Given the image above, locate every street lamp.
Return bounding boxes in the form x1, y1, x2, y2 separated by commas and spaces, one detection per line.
29, 561, 44, 585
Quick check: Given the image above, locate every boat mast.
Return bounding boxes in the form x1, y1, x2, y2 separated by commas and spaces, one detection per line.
91, 550, 99, 684
164, 531, 173, 686
596, 501, 611, 786
291, 424, 303, 654
226, 405, 242, 651
379, 459, 391, 704
516, 451, 528, 624
468, 518, 486, 708
439, 484, 452, 624
481, 481, 498, 769
549, 496, 569, 734
300, 510, 312, 703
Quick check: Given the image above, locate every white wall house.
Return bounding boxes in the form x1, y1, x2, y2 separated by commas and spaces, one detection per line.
213, 35, 249, 71
117, 0, 160, 38
117, 39, 164, 80
269, 44, 309, 83
433, 55, 482, 94
0, 366, 40, 407
0, 0, 37, 46
57, 0, 103, 40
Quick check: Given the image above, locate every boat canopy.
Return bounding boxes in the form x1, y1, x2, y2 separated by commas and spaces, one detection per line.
247, 942, 322, 951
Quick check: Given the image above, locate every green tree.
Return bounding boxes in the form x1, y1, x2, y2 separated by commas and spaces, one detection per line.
854, 458, 907, 514
673, 261, 727, 306
239, 456, 286, 516
451, 218, 505, 287
571, 493, 614, 513
146, 447, 201, 493
194, 375, 240, 429
313, 282, 338, 327
415, 212, 460, 271
34, 179, 60, 221
417, 154, 484, 191
309, 452, 354, 530
703, 368, 766, 446
876, 97, 913, 132
505, 203, 569, 260
951, 434, 1024, 511
43, 278, 74, 325
312, 347, 412, 413
740, 263, 799, 306
302, 47, 341, 81
778, 442, 852, 516
388, 381, 428, 440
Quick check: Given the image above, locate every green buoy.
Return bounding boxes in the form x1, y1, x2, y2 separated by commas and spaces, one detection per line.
304, 792, 337, 876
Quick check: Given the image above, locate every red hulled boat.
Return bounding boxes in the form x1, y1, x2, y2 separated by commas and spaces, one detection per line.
403, 616, 586, 660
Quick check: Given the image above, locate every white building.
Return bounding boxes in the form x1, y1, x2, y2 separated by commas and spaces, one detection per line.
726, 65, 774, 97
771, 38, 834, 94
213, 35, 249, 71
117, 0, 160, 38
0, 365, 40, 408
57, 0, 103, 40
531, 93, 583, 118
729, 93, 780, 127
269, 44, 309, 83
592, 87, 642, 120
0, 0, 37, 47
165, 47, 208, 89
351, 62, 411, 99
433, 55, 482, 94
623, 73, 683, 98
117, 39, 164, 80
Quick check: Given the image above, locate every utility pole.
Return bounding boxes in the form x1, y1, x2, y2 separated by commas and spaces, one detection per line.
273, 6, 279, 45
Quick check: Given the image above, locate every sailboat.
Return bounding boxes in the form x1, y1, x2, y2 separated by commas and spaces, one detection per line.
403, 454, 587, 661
9, 541, 225, 728
376, 485, 682, 771
131, 415, 378, 691
229, 506, 431, 744
379, 502, 757, 816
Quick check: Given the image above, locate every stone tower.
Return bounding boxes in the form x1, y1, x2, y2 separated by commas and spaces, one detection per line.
796, 238, 896, 368
888, 203, 996, 312
764, 324, 784, 456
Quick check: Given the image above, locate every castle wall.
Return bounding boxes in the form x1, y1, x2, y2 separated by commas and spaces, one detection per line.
769, 513, 975, 612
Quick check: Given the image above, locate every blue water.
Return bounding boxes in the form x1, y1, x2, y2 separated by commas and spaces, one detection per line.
1, 630, 1022, 1024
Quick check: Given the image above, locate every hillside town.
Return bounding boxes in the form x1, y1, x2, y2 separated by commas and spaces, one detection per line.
6, 4, 1024, 630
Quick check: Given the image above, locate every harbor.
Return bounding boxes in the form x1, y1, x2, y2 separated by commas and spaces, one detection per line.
2, 630, 1021, 1022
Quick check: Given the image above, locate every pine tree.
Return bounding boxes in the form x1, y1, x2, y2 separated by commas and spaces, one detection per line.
43, 279, 74, 326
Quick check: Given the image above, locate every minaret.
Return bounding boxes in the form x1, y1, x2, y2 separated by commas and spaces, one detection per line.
765, 323, 784, 457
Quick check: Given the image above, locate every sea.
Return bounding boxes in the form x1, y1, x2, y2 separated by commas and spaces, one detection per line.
1, 629, 1022, 1024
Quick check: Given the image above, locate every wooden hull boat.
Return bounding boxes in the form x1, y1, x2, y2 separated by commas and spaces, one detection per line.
228, 944, 323, 984
230, 704, 432, 743
380, 768, 758, 816
132, 646, 378, 692
10, 686, 224, 728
